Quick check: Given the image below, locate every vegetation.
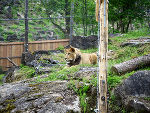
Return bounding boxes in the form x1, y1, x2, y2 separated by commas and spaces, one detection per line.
19, 65, 35, 78
0, 74, 5, 85
0, 0, 150, 40
109, 0, 150, 33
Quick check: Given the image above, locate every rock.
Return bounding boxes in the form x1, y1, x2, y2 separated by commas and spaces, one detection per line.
6, 34, 18, 42
0, 81, 81, 113
73, 67, 97, 80
109, 33, 123, 38
114, 70, 150, 112
34, 36, 44, 41
21, 51, 63, 74
19, 38, 25, 42
46, 34, 57, 40
2, 66, 19, 83
0, 35, 4, 41
70, 35, 98, 49
2, 66, 35, 83
43, 58, 59, 64
37, 30, 45, 34
21, 52, 35, 66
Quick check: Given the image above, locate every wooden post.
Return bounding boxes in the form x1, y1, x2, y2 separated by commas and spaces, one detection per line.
98, 0, 108, 112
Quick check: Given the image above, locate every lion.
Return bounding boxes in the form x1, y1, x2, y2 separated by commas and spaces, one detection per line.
64, 45, 97, 67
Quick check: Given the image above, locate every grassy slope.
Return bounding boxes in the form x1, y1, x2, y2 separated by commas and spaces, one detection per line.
107, 28, 150, 112
108, 28, 150, 89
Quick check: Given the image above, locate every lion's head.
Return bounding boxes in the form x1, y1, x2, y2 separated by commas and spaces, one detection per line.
64, 45, 81, 66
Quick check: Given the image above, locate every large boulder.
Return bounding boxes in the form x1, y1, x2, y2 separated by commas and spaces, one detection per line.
0, 81, 81, 113
114, 70, 150, 112
6, 34, 18, 42
70, 35, 98, 49
73, 67, 97, 80
0, 35, 4, 41
2, 66, 18, 83
21, 52, 35, 66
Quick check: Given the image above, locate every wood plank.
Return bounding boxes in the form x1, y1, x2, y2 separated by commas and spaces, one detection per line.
2, 59, 8, 71
50, 42, 53, 50
0, 39, 69, 45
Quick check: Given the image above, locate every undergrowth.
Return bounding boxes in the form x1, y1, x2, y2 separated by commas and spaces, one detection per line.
0, 74, 5, 85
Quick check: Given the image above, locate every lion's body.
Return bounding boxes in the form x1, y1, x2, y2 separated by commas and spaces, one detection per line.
80, 53, 97, 65
64, 46, 97, 67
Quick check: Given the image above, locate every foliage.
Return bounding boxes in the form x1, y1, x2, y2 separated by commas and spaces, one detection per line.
109, 0, 150, 33
0, 0, 150, 42
0, 74, 5, 85
19, 65, 35, 78
68, 80, 90, 113
56, 45, 64, 50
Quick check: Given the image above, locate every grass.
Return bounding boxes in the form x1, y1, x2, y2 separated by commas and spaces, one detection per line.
19, 65, 35, 78
36, 65, 80, 82
0, 74, 5, 85
8, 65, 36, 82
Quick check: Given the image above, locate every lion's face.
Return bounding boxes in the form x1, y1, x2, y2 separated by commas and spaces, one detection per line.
64, 47, 78, 64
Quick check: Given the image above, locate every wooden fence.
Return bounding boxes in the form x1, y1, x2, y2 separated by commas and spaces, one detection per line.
0, 39, 69, 71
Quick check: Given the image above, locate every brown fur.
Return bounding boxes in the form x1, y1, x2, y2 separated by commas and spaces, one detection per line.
64, 46, 97, 67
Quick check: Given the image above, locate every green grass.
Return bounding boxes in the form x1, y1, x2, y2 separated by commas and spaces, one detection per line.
0, 74, 5, 85
80, 48, 98, 53
17, 65, 35, 79
37, 65, 80, 82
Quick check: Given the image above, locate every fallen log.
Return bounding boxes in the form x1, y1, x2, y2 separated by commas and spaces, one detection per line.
7, 57, 18, 66
120, 37, 150, 47
111, 54, 150, 75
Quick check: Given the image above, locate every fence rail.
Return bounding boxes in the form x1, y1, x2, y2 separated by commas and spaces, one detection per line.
0, 39, 69, 71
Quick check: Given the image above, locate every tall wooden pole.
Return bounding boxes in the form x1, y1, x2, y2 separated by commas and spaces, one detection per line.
98, 0, 108, 112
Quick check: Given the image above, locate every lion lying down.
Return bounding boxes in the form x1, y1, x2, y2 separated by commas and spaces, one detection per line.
64, 45, 97, 67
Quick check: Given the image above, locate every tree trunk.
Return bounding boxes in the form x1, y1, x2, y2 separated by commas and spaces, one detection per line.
126, 19, 131, 32
112, 21, 114, 33
51, 20, 66, 35
120, 19, 125, 33
117, 22, 120, 31
111, 54, 150, 75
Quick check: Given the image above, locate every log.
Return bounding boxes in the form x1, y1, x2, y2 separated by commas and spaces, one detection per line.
7, 57, 18, 67
111, 54, 150, 75
120, 38, 150, 47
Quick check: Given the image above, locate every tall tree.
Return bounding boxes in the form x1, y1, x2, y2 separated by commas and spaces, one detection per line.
109, 0, 150, 33
40, 0, 71, 38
